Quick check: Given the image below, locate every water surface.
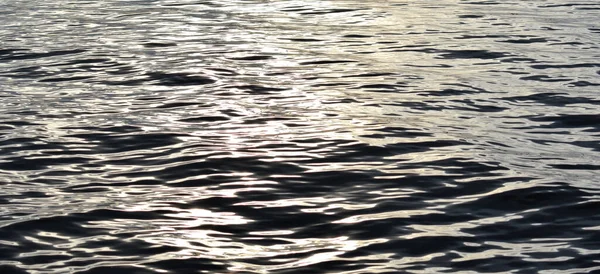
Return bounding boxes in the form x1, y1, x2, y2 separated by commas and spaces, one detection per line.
1, 0, 599, 273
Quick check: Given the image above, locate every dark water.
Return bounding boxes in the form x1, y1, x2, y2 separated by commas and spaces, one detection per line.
1, 0, 599, 273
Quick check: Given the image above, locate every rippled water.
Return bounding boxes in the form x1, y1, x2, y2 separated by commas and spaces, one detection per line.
1, 0, 599, 273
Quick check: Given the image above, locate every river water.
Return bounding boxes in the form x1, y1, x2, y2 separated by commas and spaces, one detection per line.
0, 0, 599, 273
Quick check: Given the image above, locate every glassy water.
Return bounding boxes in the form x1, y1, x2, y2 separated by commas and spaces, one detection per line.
1, 0, 599, 273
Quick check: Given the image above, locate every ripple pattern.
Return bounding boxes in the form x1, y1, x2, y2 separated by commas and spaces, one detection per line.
1, 0, 599, 273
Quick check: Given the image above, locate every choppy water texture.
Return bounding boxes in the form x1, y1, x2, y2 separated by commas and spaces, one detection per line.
1, 0, 599, 273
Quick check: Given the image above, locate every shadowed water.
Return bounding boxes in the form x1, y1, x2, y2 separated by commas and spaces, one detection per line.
1, 0, 599, 273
